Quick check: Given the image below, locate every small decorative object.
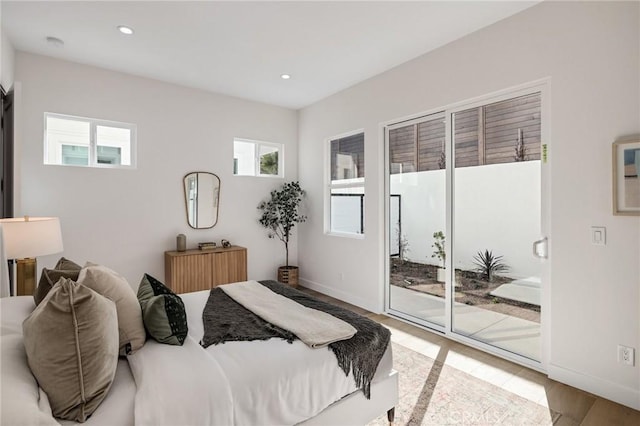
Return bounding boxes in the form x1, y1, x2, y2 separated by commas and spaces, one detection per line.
198, 241, 216, 250
257, 181, 306, 287
612, 138, 640, 215
176, 234, 186, 252
221, 239, 231, 249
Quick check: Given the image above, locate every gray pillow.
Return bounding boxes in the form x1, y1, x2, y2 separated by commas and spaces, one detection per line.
137, 273, 188, 346
23, 278, 119, 423
34, 257, 82, 306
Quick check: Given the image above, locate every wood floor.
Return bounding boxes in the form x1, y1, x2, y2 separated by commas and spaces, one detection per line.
299, 286, 640, 426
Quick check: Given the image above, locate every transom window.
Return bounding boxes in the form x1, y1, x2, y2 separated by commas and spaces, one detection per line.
327, 131, 365, 236
233, 138, 283, 178
44, 113, 136, 168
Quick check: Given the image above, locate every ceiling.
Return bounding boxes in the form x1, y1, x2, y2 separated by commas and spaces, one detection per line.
2, 1, 539, 109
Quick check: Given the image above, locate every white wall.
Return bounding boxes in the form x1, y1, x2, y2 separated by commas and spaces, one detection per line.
1, 26, 15, 91
393, 161, 541, 278
15, 52, 298, 288
0, 1, 15, 92
298, 1, 639, 409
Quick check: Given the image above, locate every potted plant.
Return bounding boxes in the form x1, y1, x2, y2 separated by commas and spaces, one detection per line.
257, 181, 306, 287
431, 231, 446, 283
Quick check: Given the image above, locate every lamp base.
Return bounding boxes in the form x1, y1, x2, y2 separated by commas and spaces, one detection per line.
17, 258, 37, 296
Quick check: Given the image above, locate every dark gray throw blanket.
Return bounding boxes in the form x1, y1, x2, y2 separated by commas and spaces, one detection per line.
201, 280, 390, 399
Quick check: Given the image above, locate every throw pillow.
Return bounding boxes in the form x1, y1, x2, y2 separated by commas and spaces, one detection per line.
34, 257, 82, 306
137, 273, 188, 346
78, 263, 146, 355
22, 278, 119, 423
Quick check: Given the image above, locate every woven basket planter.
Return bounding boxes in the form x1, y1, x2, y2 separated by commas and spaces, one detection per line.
278, 266, 299, 288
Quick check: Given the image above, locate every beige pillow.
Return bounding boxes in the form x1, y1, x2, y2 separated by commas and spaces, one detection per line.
22, 278, 119, 423
78, 263, 146, 355
34, 257, 82, 306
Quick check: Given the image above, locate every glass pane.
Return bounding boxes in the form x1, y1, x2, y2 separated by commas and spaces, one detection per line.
259, 145, 279, 175
61, 144, 89, 166
388, 113, 446, 327
97, 126, 131, 166
97, 146, 122, 165
452, 94, 541, 361
233, 140, 256, 176
330, 188, 363, 234
46, 116, 90, 165
331, 133, 364, 182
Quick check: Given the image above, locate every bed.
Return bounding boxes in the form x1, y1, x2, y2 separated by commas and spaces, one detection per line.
1, 280, 398, 425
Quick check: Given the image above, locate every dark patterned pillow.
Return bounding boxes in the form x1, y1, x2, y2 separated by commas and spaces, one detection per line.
34, 257, 82, 306
137, 274, 188, 346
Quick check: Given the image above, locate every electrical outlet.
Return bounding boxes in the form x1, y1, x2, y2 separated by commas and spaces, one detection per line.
618, 345, 635, 366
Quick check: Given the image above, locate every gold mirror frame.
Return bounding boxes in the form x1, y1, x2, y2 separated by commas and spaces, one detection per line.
183, 172, 221, 228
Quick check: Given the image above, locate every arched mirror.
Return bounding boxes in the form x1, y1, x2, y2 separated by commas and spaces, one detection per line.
184, 172, 220, 229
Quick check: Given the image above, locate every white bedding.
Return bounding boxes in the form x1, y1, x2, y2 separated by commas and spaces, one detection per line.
1, 289, 393, 426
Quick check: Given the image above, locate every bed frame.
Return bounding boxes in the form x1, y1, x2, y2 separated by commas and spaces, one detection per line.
301, 370, 398, 425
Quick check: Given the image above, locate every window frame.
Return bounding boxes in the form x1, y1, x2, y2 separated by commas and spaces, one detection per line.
43, 112, 137, 169
325, 129, 365, 238
233, 137, 284, 178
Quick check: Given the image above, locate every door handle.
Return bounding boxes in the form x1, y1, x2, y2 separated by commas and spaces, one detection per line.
533, 237, 548, 259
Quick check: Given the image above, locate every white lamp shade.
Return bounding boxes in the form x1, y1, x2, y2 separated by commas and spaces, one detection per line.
0, 217, 64, 259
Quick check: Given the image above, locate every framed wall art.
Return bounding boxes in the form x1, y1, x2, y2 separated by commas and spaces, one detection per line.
612, 138, 640, 215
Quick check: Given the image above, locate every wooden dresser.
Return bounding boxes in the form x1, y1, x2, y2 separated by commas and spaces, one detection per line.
164, 246, 247, 294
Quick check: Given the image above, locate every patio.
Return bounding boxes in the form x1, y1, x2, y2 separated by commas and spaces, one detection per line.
390, 285, 540, 361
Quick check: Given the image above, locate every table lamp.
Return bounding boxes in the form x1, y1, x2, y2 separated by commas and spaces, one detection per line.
0, 217, 63, 296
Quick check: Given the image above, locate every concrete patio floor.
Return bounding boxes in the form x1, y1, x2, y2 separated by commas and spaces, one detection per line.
389, 285, 540, 361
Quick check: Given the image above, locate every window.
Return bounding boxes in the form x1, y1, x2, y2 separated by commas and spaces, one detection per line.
327, 131, 365, 235
233, 138, 283, 177
44, 113, 136, 168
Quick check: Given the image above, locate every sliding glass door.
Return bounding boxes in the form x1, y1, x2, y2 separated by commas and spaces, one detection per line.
386, 86, 547, 365
451, 92, 543, 362
386, 112, 447, 330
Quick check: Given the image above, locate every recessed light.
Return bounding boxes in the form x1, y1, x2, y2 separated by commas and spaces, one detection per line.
118, 25, 134, 35
45, 36, 64, 47
280, 74, 291, 80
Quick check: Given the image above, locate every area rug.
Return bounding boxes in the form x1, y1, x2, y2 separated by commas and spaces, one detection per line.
368, 343, 561, 425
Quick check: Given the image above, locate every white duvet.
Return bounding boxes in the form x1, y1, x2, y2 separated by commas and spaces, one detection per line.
127, 289, 388, 426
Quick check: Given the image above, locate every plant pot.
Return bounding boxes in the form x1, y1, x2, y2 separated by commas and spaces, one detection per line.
278, 266, 299, 287
437, 267, 446, 283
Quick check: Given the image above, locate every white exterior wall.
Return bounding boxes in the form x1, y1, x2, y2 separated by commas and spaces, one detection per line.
298, 1, 639, 409
15, 52, 298, 287
393, 161, 540, 278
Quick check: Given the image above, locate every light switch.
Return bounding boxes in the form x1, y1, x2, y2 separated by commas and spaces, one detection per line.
591, 226, 606, 246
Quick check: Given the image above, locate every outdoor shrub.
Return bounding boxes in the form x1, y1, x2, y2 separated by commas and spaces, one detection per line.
396, 225, 410, 264
431, 231, 446, 267
514, 129, 527, 162
473, 249, 509, 282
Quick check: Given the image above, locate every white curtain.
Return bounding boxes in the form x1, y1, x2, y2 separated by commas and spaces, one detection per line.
0, 225, 11, 297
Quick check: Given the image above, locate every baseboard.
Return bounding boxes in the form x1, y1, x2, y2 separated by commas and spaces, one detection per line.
548, 363, 640, 410
299, 277, 381, 314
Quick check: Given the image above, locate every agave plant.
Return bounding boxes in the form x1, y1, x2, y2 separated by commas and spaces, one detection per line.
473, 249, 508, 282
